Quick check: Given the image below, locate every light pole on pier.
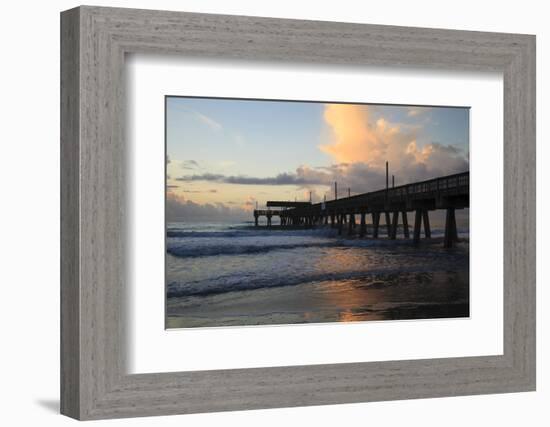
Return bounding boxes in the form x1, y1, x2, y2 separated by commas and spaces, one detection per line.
386, 161, 389, 191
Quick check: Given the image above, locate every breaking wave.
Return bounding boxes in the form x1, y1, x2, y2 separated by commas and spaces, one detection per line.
166, 267, 421, 298
167, 241, 339, 258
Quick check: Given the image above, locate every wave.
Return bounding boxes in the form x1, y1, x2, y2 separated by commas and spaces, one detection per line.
166, 228, 334, 239
168, 230, 248, 238
167, 241, 337, 258
167, 228, 469, 240
166, 266, 433, 298
167, 236, 469, 259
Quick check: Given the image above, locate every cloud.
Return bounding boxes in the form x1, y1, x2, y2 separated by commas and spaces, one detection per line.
181, 159, 199, 170
320, 104, 415, 168
319, 104, 468, 184
176, 173, 225, 182
320, 104, 387, 166
174, 151, 466, 198
407, 106, 431, 117
241, 196, 257, 212
166, 191, 248, 222
173, 162, 384, 196
168, 102, 223, 132
178, 188, 218, 194
176, 172, 321, 186
194, 112, 222, 131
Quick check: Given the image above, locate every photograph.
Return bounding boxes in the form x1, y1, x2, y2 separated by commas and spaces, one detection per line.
165, 97, 470, 328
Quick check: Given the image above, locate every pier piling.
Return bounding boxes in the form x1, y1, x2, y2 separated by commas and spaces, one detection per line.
347, 212, 354, 236
385, 212, 391, 238
422, 210, 431, 238
372, 212, 380, 238
444, 207, 459, 248
390, 211, 399, 239
402, 211, 410, 238
360, 212, 366, 237
413, 209, 422, 244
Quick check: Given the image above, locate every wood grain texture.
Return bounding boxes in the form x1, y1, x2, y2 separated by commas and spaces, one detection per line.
60, 6, 536, 420
60, 7, 80, 419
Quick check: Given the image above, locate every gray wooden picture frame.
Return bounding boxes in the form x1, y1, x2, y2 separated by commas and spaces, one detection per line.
60, 5, 536, 420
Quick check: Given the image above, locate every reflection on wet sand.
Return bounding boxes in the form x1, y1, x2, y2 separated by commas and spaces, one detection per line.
311, 246, 469, 323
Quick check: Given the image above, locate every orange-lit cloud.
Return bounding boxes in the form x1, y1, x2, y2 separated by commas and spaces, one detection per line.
321, 104, 386, 166
320, 104, 416, 169
241, 196, 257, 212
320, 104, 467, 180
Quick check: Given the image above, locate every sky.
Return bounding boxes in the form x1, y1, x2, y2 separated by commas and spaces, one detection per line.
166, 96, 469, 222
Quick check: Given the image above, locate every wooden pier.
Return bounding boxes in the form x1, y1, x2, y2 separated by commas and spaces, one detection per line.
253, 171, 469, 248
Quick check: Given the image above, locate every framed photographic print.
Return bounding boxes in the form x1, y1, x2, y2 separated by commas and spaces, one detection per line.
61, 6, 536, 420
164, 96, 471, 329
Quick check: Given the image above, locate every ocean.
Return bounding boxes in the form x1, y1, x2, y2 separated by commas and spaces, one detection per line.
166, 221, 469, 328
